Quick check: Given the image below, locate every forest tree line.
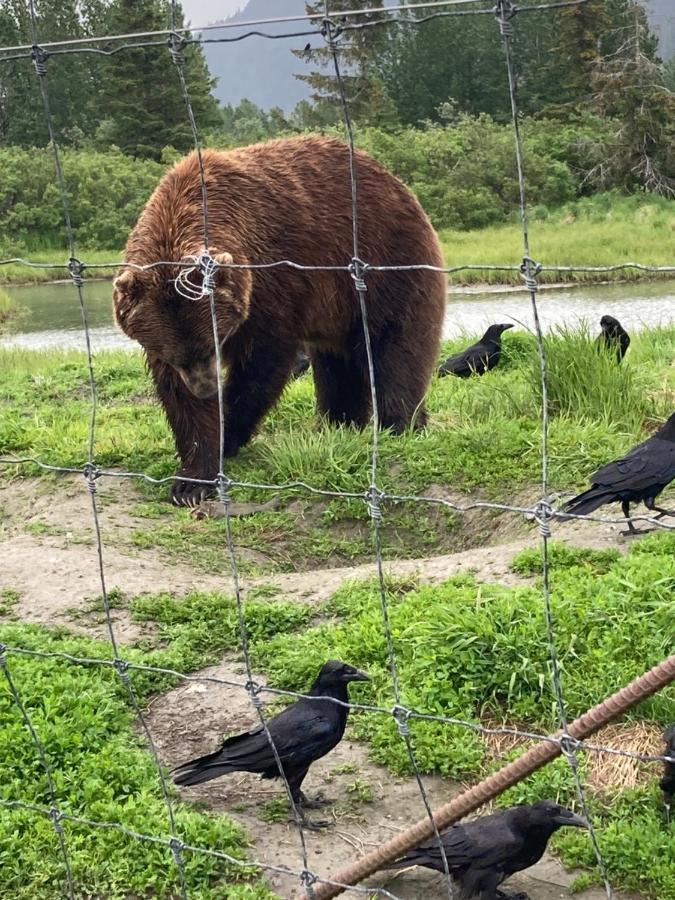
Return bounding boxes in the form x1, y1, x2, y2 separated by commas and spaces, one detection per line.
0, 0, 673, 253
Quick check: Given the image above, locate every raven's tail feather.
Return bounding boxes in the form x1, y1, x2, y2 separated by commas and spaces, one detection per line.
172, 747, 235, 786
562, 488, 614, 517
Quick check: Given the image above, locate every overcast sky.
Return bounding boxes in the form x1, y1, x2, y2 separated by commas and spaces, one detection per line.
181, 1, 245, 26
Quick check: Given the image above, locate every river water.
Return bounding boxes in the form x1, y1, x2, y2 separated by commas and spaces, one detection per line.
2, 278, 674, 351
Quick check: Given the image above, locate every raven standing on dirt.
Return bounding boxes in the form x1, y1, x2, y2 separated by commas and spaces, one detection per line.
172, 660, 369, 827
561, 412, 675, 533
661, 724, 675, 824
439, 323, 514, 377
597, 315, 630, 361
384, 801, 588, 899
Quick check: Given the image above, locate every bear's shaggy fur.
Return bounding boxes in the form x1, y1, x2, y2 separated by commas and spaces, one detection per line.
114, 136, 446, 505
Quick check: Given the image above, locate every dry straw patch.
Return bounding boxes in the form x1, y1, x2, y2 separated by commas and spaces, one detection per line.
481, 721, 664, 795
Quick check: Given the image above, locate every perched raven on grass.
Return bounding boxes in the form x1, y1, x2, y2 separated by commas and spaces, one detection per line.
172, 660, 369, 827
385, 801, 587, 899
661, 724, 675, 824
597, 315, 630, 362
561, 412, 675, 533
439, 323, 514, 377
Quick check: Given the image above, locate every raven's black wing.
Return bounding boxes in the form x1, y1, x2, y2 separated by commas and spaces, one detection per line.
173, 703, 342, 785
439, 342, 489, 377
590, 437, 675, 491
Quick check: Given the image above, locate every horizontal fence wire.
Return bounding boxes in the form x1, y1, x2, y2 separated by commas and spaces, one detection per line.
0, 0, 593, 61
0, 0, 674, 898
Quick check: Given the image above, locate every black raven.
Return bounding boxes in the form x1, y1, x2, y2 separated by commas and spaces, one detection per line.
561, 412, 675, 533
439, 324, 514, 377
597, 315, 630, 362
385, 801, 587, 898
172, 660, 369, 826
661, 724, 675, 824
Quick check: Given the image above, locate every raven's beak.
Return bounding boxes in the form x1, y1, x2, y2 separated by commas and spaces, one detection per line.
555, 812, 588, 828
348, 668, 371, 682
501, 323, 515, 330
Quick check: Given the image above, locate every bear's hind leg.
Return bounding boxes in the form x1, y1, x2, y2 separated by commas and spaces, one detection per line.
372, 329, 437, 433
312, 349, 371, 429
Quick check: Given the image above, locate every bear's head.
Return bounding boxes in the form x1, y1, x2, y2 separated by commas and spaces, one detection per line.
113, 249, 252, 399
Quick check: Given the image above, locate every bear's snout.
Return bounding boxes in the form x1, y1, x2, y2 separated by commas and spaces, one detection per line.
176, 357, 220, 399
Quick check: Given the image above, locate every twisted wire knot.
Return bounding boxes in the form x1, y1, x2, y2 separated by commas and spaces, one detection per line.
519, 256, 542, 294
169, 837, 185, 864
0, 643, 6, 668
320, 18, 342, 51
349, 257, 369, 293
365, 485, 383, 521
68, 257, 85, 287
301, 869, 318, 888
167, 33, 186, 66
245, 680, 263, 709
83, 464, 101, 493
216, 473, 232, 506
113, 658, 131, 681
560, 733, 582, 762
533, 498, 554, 538
494, 1, 518, 38
49, 807, 64, 833
31, 45, 48, 77
392, 705, 411, 737
198, 249, 218, 295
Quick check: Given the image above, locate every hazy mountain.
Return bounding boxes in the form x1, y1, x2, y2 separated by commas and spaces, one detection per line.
199, 0, 311, 112
200, 0, 675, 112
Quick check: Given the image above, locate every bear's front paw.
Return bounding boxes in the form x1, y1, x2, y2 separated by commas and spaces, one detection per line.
171, 469, 217, 507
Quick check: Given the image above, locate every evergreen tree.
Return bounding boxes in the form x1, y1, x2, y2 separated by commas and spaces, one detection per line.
590, 1, 674, 195
293, 1, 397, 126
96, 0, 219, 159
0, 0, 101, 146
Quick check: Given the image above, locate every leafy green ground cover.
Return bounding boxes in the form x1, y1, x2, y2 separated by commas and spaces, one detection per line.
1, 325, 673, 573
2, 537, 671, 897
0, 591, 313, 899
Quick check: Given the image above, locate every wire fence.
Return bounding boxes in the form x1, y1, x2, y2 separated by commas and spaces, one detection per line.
0, 1, 674, 899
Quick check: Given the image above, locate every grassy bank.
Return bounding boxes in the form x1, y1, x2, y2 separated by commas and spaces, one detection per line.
0, 324, 673, 575
0, 250, 121, 285
1, 195, 672, 287
440, 194, 675, 285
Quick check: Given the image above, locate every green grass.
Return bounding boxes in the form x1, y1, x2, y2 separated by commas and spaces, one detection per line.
244, 536, 675, 898
0, 614, 322, 898
440, 193, 675, 285
79, 539, 675, 899
0, 287, 23, 328
0, 249, 121, 285
1, 324, 673, 572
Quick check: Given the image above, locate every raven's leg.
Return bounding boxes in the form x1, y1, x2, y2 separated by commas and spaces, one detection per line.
287, 769, 331, 829
644, 497, 675, 519
299, 790, 331, 809
620, 499, 643, 535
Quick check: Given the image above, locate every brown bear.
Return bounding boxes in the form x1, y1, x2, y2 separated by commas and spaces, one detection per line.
113, 135, 446, 505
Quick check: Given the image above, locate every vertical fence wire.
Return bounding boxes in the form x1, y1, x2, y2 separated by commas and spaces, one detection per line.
494, 2, 614, 896
166, 4, 318, 894
322, 5, 455, 898
26, 3, 191, 896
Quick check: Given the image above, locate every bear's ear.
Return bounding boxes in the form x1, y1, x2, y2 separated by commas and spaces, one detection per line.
209, 247, 252, 324
113, 269, 147, 324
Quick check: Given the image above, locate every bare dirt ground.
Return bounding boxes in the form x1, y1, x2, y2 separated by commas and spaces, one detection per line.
0, 474, 651, 900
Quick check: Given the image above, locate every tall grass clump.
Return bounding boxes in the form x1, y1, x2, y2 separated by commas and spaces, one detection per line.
0, 287, 22, 328
530, 324, 650, 431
